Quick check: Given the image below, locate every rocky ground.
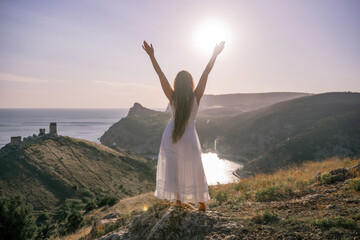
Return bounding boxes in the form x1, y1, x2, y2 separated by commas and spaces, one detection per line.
66, 160, 360, 240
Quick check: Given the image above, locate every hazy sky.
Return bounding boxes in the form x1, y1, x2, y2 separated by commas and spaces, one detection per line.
0, 0, 359, 108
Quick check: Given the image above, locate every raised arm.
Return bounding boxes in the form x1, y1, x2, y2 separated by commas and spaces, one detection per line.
194, 41, 225, 104
142, 41, 173, 102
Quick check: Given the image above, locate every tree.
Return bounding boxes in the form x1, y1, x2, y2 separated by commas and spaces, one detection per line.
66, 210, 83, 233
0, 195, 37, 240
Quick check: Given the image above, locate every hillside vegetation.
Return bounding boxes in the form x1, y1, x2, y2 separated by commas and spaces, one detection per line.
59, 157, 360, 240
219, 92, 360, 175
101, 92, 360, 174
0, 135, 155, 211
101, 92, 309, 155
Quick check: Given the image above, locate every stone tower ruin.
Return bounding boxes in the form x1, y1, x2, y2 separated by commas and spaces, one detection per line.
10, 136, 21, 145
50, 122, 57, 136
39, 128, 45, 136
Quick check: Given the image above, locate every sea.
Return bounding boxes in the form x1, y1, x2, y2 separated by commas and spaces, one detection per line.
0, 108, 130, 148
0, 108, 242, 185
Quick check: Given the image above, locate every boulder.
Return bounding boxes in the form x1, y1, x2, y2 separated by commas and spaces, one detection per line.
329, 167, 348, 176
81, 211, 121, 240
103, 211, 121, 219
96, 201, 242, 240
331, 173, 347, 182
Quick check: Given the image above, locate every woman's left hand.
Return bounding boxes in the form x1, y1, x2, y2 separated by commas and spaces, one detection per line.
142, 41, 154, 56
212, 41, 225, 57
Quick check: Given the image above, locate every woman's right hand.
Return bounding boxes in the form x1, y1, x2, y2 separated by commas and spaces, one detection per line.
142, 41, 154, 56
213, 41, 225, 57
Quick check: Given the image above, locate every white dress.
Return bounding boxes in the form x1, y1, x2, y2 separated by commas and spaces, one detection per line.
154, 96, 210, 203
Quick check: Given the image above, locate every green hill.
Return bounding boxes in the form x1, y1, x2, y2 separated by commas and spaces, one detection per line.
100, 92, 309, 155
100, 105, 172, 156
101, 92, 360, 175
0, 135, 155, 211
217, 92, 360, 175
100, 102, 226, 155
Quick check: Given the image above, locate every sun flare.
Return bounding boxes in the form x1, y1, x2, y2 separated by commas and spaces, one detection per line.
193, 19, 230, 54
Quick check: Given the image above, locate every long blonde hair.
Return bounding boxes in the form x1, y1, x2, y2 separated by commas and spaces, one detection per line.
171, 70, 195, 144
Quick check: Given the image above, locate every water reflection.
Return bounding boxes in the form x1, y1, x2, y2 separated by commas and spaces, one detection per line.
201, 152, 243, 185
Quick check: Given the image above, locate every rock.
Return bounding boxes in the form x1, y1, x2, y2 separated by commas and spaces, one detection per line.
344, 179, 352, 184
322, 188, 336, 194
127, 103, 159, 117
325, 204, 336, 209
224, 235, 241, 240
96, 201, 242, 240
82, 217, 119, 240
329, 167, 348, 175
297, 194, 325, 203
103, 211, 121, 219
348, 161, 360, 176
331, 173, 347, 182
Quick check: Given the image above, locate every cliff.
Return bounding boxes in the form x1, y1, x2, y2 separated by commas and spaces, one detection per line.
100, 103, 172, 155
100, 92, 360, 175
127, 102, 160, 117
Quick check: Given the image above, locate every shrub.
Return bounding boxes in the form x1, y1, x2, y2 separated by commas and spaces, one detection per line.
81, 188, 95, 199
97, 195, 119, 207
0, 195, 37, 240
56, 198, 85, 221
262, 211, 279, 223
36, 223, 56, 239
66, 210, 83, 233
295, 179, 312, 190
234, 181, 250, 192
348, 178, 360, 191
85, 201, 97, 212
66, 198, 84, 210
36, 211, 50, 226
313, 217, 356, 229
255, 186, 283, 202
320, 172, 332, 184
214, 191, 228, 205
105, 223, 119, 233
252, 211, 279, 224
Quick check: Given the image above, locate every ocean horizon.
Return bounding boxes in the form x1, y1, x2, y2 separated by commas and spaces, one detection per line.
0, 108, 169, 148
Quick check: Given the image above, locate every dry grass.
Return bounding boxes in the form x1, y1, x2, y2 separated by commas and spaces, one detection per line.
54, 226, 92, 240
210, 157, 359, 203
58, 192, 157, 240
59, 157, 360, 239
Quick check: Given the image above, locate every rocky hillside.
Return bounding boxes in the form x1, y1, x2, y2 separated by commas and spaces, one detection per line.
100, 92, 360, 175
0, 134, 155, 210
61, 158, 360, 240
219, 92, 360, 175
100, 92, 309, 155
100, 102, 227, 155
100, 103, 172, 155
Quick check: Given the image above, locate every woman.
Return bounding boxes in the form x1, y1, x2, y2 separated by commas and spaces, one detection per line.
142, 40, 225, 211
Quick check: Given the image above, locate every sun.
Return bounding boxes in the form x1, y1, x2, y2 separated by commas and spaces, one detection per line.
193, 19, 230, 54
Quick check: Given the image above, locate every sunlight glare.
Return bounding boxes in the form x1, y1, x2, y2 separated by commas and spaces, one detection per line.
201, 152, 242, 185
194, 19, 230, 54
